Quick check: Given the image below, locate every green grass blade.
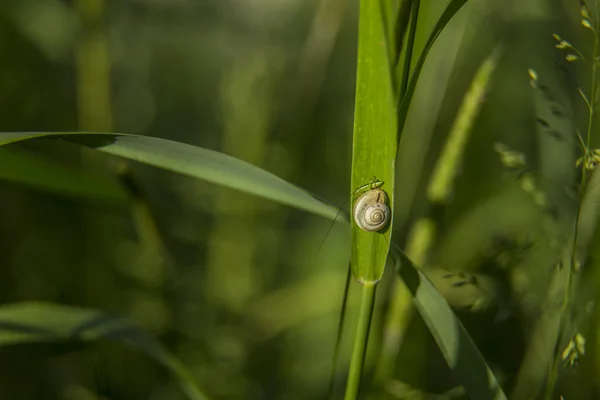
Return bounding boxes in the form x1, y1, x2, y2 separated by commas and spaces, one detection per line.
392, 0, 416, 67
0, 132, 340, 221
350, 0, 397, 284
390, 245, 508, 400
396, 0, 469, 143
326, 264, 352, 399
397, 0, 419, 97
345, 1, 397, 397
0, 147, 127, 203
0, 301, 208, 400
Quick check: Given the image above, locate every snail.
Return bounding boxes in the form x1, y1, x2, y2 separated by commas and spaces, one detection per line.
353, 188, 390, 232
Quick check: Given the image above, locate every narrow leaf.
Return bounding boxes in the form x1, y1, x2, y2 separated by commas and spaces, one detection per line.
0, 132, 340, 222
390, 245, 508, 400
0, 302, 208, 400
397, 0, 469, 143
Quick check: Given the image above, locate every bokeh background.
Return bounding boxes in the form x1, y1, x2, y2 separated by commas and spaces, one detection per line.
0, 0, 597, 399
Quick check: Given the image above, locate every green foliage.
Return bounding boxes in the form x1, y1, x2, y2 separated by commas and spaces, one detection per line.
3, 1, 600, 399
391, 245, 507, 400
0, 302, 208, 400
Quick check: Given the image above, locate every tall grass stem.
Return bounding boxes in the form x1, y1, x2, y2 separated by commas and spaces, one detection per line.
344, 283, 376, 400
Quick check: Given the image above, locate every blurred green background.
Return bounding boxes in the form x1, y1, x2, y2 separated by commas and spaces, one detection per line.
0, 0, 597, 399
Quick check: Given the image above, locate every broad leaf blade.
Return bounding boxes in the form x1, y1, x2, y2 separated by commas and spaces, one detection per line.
350, 0, 397, 283
0, 132, 340, 222
391, 245, 508, 400
0, 302, 208, 400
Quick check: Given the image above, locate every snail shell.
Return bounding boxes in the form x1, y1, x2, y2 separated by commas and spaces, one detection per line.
353, 188, 390, 232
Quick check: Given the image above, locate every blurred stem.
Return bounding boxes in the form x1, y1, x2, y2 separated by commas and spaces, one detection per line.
74, 0, 113, 131
344, 283, 376, 400
206, 53, 274, 310
294, 0, 347, 113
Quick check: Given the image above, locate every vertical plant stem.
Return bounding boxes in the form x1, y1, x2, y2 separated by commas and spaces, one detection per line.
585, 11, 598, 149
74, 0, 113, 131
545, 7, 599, 398
206, 53, 274, 309
344, 283, 377, 400
326, 264, 352, 399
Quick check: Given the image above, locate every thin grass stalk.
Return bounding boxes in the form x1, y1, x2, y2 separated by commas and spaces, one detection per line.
326, 264, 352, 400
545, 3, 599, 397
344, 283, 377, 400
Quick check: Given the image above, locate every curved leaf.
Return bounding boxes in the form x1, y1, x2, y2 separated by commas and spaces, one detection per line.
0, 302, 208, 400
0, 132, 340, 221
390, 245, 508, 400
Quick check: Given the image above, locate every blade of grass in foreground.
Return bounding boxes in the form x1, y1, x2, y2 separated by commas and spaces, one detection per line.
0, 132, 340, 221
345, 0, 397, 397
390, 244, 507, 400
350, 0, 396, 285
0, 302, 208, 400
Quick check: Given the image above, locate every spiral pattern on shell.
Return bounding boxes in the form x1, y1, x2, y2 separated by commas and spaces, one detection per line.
353, 188, 390, 232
